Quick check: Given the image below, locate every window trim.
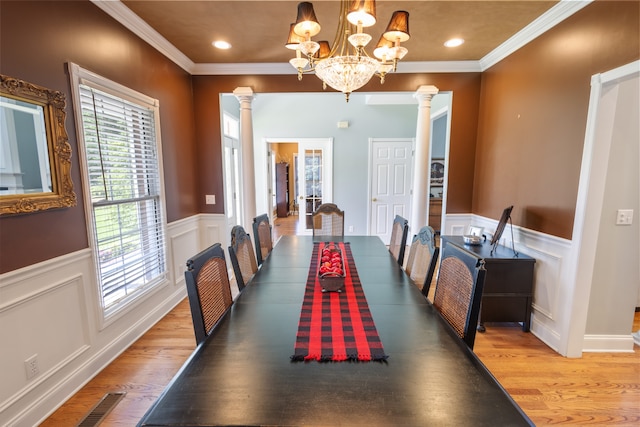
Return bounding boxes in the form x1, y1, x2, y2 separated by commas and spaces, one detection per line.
68, 62, 169, 328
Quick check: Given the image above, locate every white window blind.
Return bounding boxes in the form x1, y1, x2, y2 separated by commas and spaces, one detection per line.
77, 82, 166, 313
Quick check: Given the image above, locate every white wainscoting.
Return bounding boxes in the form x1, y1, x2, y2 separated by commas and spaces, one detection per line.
0, 213, 226, 426
443, 213, 572, 354
445, 213, 633, 354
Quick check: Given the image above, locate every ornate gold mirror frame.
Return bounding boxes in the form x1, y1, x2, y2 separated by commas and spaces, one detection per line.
0, 74, 77, 214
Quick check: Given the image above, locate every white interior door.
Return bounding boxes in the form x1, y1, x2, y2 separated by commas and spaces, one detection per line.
369, 138, 413, 244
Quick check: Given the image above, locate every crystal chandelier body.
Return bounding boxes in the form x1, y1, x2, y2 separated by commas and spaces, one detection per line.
286, 0, 410, 101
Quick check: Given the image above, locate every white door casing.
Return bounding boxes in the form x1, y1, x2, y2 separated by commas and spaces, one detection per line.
223, 136, 241, 232
264, 138, 333, 235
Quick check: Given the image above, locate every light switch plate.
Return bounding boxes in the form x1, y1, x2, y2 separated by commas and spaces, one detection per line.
205, 195, 216, 205
616, 209, 633, 225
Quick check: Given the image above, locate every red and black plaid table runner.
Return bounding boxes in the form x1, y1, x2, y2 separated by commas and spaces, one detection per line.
291, 241, 388, 362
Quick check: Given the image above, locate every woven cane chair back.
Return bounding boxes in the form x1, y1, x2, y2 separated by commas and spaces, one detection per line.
229, 225, 258, 291
184, 243, 233, 345
433, 242, 486, 349
312, 203, 344, 237
389, 215, 409, 266
252, 213, 273, 266
405, 226, 439, 296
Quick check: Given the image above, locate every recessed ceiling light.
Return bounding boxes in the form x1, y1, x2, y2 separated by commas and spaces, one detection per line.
444, 38, 464, 48
213, 40, 231, 49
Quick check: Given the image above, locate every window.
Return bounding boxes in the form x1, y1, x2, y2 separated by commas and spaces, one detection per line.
222, 113, 241, 225
69, 64, 167, 317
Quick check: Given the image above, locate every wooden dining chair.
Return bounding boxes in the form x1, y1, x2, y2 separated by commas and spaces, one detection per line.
252, 213, 273, 266
389, 215, 409, 266
405, 226, 439, 297
432, 241, 486, 349
184, 243, 233, 345
312, 203, 344, 237
228, 225, 258, 292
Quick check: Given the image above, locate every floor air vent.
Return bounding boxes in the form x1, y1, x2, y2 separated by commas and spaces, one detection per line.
76, 391, 126, 427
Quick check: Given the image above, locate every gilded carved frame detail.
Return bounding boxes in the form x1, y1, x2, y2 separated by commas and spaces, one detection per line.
0, 74, 77, 214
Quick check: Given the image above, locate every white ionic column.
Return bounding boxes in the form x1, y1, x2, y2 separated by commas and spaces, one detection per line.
410, 85, 439, 234
233, 87, 256, 229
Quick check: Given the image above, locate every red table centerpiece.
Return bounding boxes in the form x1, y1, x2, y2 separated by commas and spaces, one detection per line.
318, 242, 345, 292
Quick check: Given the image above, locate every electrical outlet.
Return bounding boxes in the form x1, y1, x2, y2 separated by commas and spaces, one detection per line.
616, 209, 633, 225
205, 195, 216, 205
348, 225, 354, 232
25, 354, 39, 380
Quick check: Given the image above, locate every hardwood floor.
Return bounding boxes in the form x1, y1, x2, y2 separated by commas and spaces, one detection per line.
40, 299, 196, 426
42, 214, 640, 426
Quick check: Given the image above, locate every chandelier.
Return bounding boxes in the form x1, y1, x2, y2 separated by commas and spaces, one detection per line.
286, 0, 410, 101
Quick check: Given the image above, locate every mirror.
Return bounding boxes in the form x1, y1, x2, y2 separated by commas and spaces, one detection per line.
0, 74, 76, 214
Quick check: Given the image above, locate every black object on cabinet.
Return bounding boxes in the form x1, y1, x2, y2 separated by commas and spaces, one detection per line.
440, 236, 536, 332
275, 163, 289, 217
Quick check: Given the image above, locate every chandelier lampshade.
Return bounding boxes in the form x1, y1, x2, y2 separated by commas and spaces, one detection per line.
347, 0, 377, 27
294, 2, 321, 38
315, 41, 332, 60
383, 10, 410, 43
286, 0, 410, 101
373, 35, 393, 60
286, 23, 306, 50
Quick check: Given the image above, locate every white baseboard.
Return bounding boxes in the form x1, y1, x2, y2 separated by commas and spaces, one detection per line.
583, 334, 635, 353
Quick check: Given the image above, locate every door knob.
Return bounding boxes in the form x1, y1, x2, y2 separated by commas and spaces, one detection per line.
299, 196, 304, 200
372, 198, 377, 202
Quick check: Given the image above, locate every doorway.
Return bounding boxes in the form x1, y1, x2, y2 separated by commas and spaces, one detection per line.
366, 92, 452, 243
429, 100, 452, 235
265, 138, 333, 235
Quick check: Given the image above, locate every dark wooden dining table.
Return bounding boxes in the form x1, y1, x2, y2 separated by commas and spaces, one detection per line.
138, 235, 533, 426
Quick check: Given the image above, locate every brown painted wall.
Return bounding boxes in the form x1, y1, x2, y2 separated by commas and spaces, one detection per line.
0, 0, 198, 273
7, 0, 632, 273
475, 0, 640, 239
193, 73, 482, 215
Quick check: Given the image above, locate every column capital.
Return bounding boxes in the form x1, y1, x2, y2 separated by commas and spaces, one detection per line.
233, 87, 255, 103
414, 85, 439, 104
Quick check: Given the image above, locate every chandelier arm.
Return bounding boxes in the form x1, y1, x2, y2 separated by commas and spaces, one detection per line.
332, 0, 350, 58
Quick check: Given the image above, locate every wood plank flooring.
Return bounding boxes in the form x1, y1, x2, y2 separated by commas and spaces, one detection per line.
41, 214, 640, 426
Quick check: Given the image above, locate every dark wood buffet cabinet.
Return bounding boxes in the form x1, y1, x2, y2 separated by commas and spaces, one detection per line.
441, 236, 536, 332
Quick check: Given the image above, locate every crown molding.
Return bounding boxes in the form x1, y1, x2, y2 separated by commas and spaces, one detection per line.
479, 0, 594, 71
91, 0, 194, 73
396, 61, 482, 73
191, 61, 482, 75
94, 0, 593, 76
191, 63, 295, 75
